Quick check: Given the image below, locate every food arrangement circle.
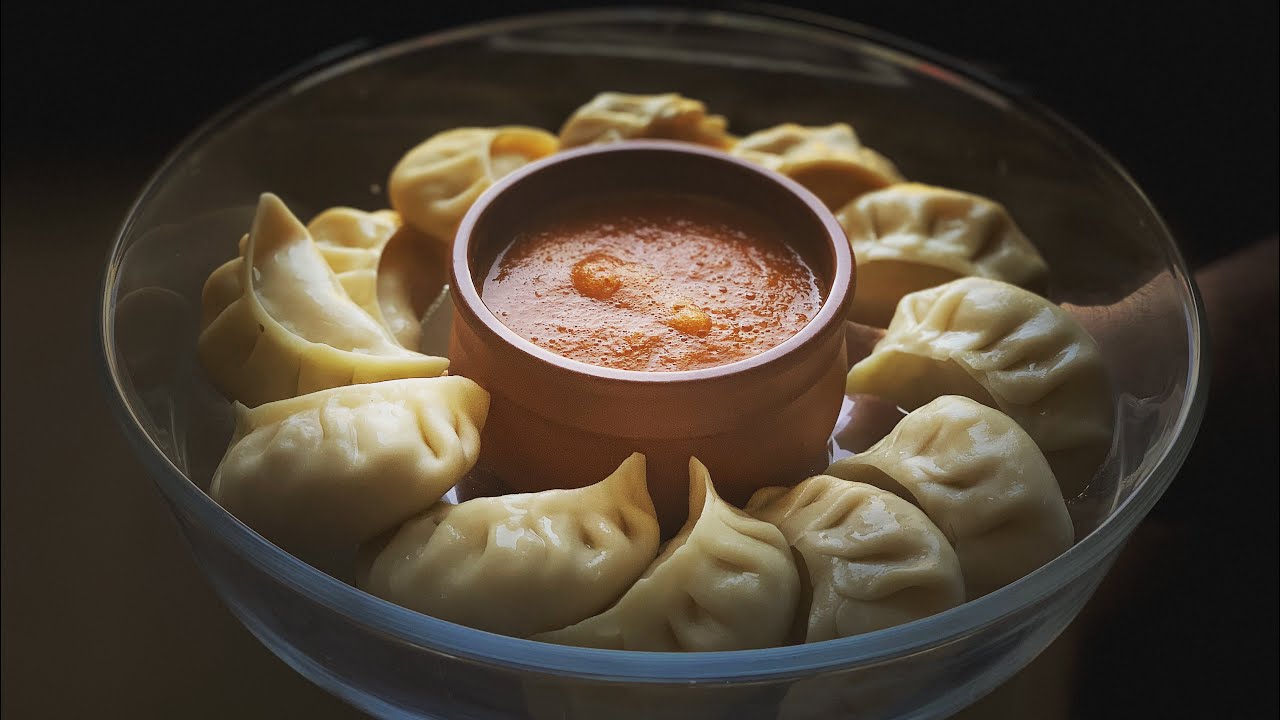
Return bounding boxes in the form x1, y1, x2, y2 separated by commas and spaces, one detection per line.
98, 8, 1205, 719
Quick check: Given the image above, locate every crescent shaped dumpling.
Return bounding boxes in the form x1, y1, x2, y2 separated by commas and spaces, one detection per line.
730, 123, 903, 210
210, 376, 489, 557
197, 194, 447, 406
201, 207, 403, 327
388, 126, 559, 242
308, 209, 446, 351
307, 206, 401, 269
558, 92, 733, 149
746, 475, 964, 642
534, 458, 800, 652
845, 277, 1113, 499
836, 183, 1049, 327
358, 453, 660, 638
306, 207, 401, 320
375, 225, 449, 352
826, 396, 1074, 598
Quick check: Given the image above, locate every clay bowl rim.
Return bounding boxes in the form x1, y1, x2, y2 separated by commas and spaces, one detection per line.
449, 139, 854, 386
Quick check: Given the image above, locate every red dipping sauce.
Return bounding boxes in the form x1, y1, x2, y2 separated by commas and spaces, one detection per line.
481, 191, 823, 372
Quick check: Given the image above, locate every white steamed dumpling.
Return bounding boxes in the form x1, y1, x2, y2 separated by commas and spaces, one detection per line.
534, 458, 799, 652
836, 183, 1049, 326
211, 376, 489, 557
845, 277, 1113, 499
202, 207, 406, 338
373, 224, 448, 353
359, 454, 660, 638
558, 92, 733, 149
826, 396, 1074, 598
747, 475, 964, 642
388, 126, 558, 243
305, 207, 401, 325
731, 123, 903, 210
197, 194, 447, 406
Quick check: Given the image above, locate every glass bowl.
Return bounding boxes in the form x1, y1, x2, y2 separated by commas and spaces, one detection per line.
98, 8, 1206, 719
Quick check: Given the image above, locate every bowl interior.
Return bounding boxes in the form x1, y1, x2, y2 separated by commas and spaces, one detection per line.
100, 7, 1204, 685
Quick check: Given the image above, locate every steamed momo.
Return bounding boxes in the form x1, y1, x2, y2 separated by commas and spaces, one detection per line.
836, 184, 1049, 327
730, 123, 903, 210
198, 194, 447, 407
374, 225, 449, 352
389, 126, 558, 242
534, 459, 799, 652
210, 376, 489, 556
747, 475, 963, 642
202, 207, 404, 332
307, 207, 447, 352
359, 454, 660, 638
826, 396, 1074, 598
558, 92, 733, 149
846, 277, 1113, 499
306, 207, 401, 324
306, 206, 401, 273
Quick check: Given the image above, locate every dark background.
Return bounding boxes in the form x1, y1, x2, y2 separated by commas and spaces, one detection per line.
3, 1, 1276, 718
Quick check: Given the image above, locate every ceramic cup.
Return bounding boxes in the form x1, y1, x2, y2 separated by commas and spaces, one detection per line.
449, 141, 854, 531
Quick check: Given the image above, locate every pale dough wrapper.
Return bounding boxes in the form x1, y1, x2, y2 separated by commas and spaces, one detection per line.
845, 277, 1113, 499
827, 396, 1074, 598
730, 123, 903, 210
307, 207, 401, 324
197, 194, 447, 406
836, 183, 1049, 327
534, 458, 800, 652
747, 475, 963, 642
200, 207, 402, 327
307, 208, 447, 351
374, 225, 449, 353
558, 92, 733, 149
210, 376, 489, 558
358, 453, 660, 638
388, 126, 559, 243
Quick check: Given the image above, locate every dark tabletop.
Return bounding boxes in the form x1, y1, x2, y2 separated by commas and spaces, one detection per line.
3, 1, 1276, 718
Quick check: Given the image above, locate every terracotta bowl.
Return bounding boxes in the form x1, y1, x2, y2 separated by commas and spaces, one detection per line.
448, 140, 854, 530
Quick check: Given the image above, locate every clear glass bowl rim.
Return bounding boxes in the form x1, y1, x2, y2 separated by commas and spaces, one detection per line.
96, 5, 1208, 684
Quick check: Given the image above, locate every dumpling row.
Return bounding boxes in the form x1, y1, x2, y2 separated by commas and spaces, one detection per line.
361, 456, 802, 652
210, 379, 1073, 647
380, 92, 1051, 335
846, 277, 1113, 500
746, 395, 1074, 644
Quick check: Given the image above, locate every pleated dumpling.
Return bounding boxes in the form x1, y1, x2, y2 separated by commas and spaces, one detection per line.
201, 207, 403, 330
826, 396, 1074, 598
359, 454, 660, 638
747, 475, 963, 642
836, 184, 1049, 327
730, 123, 903, 210
210, 376, 489, 556
846, 277, 1113, 499
558, 92, 733, 149
373, 224, 449, 352
389, 126, 558, 242
534, 459, 799, 652
307, 206, 401, 272
305, 207, 401, 321
198, 194, 447, 406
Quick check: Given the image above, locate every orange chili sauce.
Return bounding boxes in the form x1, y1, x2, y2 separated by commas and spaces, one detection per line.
481, 191, 823, 372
